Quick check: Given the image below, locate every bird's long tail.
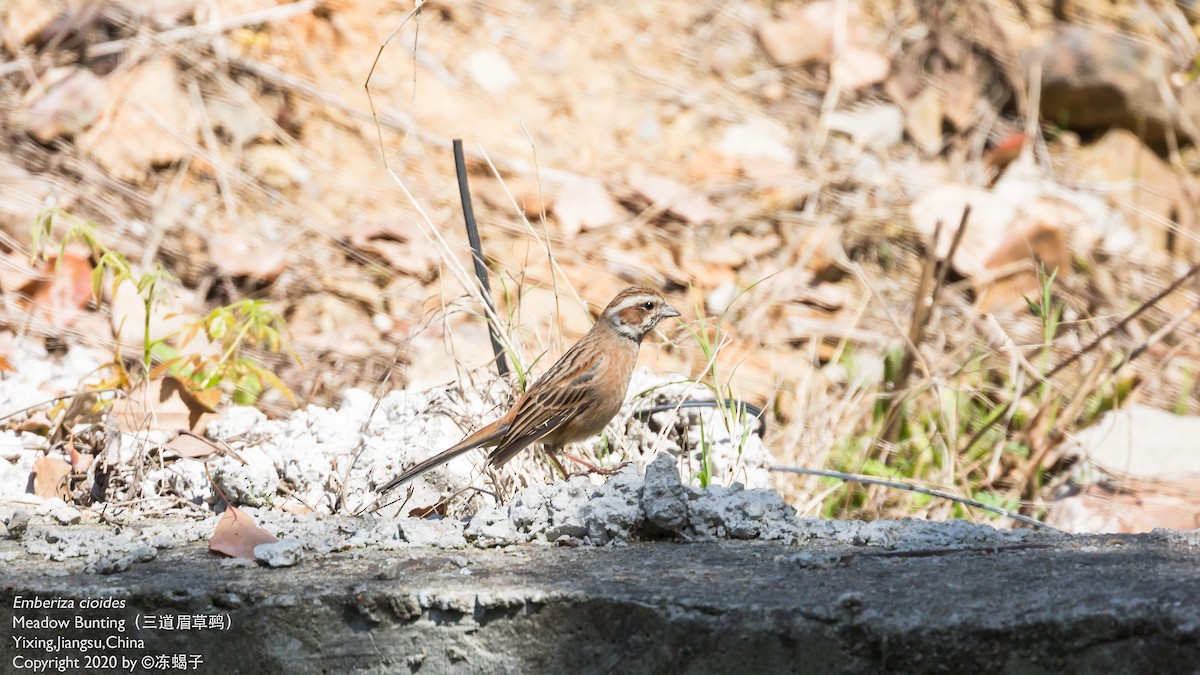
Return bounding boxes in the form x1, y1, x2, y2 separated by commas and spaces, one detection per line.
376, 437, 489, 495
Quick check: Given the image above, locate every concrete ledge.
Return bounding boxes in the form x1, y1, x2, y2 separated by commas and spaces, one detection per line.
2, 535, 1198, 673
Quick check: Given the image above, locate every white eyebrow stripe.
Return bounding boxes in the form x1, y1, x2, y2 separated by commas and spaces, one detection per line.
608, 295, 659, 314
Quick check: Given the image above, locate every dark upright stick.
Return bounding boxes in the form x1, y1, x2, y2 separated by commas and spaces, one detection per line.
453, 138, 509, 377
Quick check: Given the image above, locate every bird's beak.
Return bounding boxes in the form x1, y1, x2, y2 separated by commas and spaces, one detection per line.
662, 305, 681, 319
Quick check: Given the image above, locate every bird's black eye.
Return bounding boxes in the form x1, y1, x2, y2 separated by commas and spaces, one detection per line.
641, 301, 654, 310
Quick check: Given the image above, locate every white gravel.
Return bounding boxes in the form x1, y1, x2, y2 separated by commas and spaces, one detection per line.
0, 340, 1054, 573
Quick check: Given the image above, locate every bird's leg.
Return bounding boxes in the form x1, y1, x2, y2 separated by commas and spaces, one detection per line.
542, 446, 570, 480
561, 452, 621, 477
542, 446, 617, 479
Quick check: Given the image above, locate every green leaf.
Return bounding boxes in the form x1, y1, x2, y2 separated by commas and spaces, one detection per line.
1023, 294, 1042, 318
251, 365, 295, 404
91, 265, 105, 304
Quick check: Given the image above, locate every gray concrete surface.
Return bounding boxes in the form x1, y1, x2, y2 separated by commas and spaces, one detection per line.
2, 532, 1198, 674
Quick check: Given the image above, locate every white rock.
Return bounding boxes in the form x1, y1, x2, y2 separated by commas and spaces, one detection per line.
208, 406, 267, 439
717, 118, 796, 165
466, 49, 517, 93
211, 450, 280, 508
641, 453, 687, 533
826, 104, 904, 151
465, 505, 523, 547
254, 539, 305, 567
575, 465, 644, 545
1067, 405, 1200, 480
397, 517, 468, 548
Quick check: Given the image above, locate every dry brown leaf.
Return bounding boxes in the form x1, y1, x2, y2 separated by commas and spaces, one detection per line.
191, 387, 222, 410
244, 143, 310, 189
756, 0, 865, 67
109, 278, 198, 352
30, 455, 71, 499
164, 432, 248, 464
551, 179, 621, 238
0, 250, 44, 294
0, 159, 73, 242
279, 497, 314, 515
288, 294, 379, 357
209, 505, 277, 560
1, 0, 60, 52
471, 177, 551, 215
1047, 485, 1200, 533
208, 233, 288, 281
164, 433, 219, 460
345, 221, 439, 278
913, 185, 1086, 312
984, 132, 1026, 173
904, 87, 944, 155
763, 267, 816, 304
18, 68, 107, 142
910, 183, 1005, 276
112, 376, 216, 434
627, 167, 725, 226
51, 391, 104, 446
684, 147, 742, 183
78, 57, 197, 183
942, 70, 981, 130
0, 330, 13, 355
1078, 129, 1194, 258
833, 46, 891, 92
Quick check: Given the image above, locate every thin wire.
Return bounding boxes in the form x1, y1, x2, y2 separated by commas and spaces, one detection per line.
633, 398, 766, 438
769, 464, 1058, 530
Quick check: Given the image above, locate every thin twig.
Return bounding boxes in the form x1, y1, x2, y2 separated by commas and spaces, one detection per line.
1112, 298, 1200, 372
362, 1, 523, 366
518, 121, 564, 356
880, 206, 971, 444
187, 79, 238, 223
478, 147, 590, 322
333, 341, 407, 513
0, 388, 125, 423
0, 1, 317, 77
235, 52, 584, 184
961, 258, 1200, 455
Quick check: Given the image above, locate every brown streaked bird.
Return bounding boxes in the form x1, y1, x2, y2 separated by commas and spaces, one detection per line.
377, 286, 680, 495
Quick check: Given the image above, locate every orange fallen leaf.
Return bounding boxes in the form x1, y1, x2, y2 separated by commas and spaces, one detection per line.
985, 132, 1025, 173
279, 498, 314, 515
191, 387, 222, 410
112, 376, 216, 434
163, 432, 247, 463
166, 433, 215, 459
30, 455, 72, 499
68, 441, 94, 473
19, 251, 93, 329
208, 505, 277, 560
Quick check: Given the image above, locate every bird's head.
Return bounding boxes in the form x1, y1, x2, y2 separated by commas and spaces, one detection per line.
601, 286, 681, 342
